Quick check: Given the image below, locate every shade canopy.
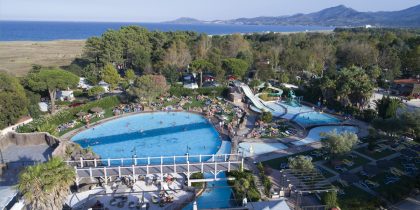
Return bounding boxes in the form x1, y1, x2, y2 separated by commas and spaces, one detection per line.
76, 111, 88, 117
90, 107, 104, 113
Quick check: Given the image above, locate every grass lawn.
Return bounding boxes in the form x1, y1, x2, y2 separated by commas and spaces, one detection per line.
323, 153, 370, 173
355, 147, 395, 160
262, 149, 319, 170
58, 107, 114, 136
182, 98, 205, 109
332, 181, 372, 200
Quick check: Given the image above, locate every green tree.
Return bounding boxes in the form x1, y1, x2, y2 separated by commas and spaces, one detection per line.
375, 96, 402, 119
26, 69, 79, 113
322, 191, 339, 209
124, 69, 136, 82
0, 72, 29, 129
249, 79, 261, 91
88, 86, 106, 99
260, 111, 272, 123
18, 157, 75, 210
222, 58, 249, 79
288, 155, 314, 171
101, 63, 121, 90
128, 75, 169, 105
321, 130, 358, 156
190, 59, 214, 87
335, 66, 374, 107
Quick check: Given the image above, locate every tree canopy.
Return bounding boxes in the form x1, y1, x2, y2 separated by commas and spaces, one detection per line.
0, 72, 29, 129
88, 86, 106, 99
288, 155, 314, 171
101, 63, 121, 90
321, 130, 359, 156
222, 58, 249, 79
128, 75, 169, 105
26, 68, 79, 113
18, 157, 75, 210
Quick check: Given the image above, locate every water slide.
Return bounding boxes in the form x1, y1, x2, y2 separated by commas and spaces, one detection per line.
241, 84, 271, 112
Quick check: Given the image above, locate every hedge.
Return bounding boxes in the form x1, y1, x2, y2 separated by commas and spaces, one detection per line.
17, 96, 120, 133
169, 86, 228, 98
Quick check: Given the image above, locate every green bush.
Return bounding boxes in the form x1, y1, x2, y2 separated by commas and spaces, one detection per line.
361, 109, 377, 122
169, 86, 228, 98
227, 170, 261, 202
190, 172, 204, 188
322, 191, 338, 209
260, 111, 272, 123
17, 96, 120, 134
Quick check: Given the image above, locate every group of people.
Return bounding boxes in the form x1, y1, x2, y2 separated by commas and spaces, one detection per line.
113, 103, 144, 115
57, 120, 79, 132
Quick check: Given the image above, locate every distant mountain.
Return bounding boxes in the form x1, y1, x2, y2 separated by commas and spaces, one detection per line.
166, 4, 420, 27
164, 17, 208, 24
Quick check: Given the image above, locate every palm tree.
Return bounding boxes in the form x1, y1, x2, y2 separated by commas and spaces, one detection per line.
18, 157, 75, 210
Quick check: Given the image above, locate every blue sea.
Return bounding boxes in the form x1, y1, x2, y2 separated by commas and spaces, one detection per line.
0, 21, 334, 41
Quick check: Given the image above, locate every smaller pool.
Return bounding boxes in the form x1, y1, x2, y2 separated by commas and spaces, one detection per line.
183, 172, 233, 210
239, 142, 288, 157
292, 125, 358, 146
275, 101, 314, 119
293, 111, 341, 126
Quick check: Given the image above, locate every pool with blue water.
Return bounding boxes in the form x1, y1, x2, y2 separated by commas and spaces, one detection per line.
71, 112, 223, 164
293, 111, 341, 126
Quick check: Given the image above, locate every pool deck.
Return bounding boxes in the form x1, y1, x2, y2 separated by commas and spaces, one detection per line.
67, 173, 194, 210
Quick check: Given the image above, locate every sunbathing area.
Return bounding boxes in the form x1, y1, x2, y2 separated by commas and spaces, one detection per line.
68, 173, 192, 209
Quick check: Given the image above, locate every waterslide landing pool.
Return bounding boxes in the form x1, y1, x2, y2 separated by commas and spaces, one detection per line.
239, 142, 288, 157
293, 111, 341, 126
292, 125, 359, 146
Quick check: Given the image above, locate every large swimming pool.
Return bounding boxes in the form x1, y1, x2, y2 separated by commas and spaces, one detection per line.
71, 112, 223, 164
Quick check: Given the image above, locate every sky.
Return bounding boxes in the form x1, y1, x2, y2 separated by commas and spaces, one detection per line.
1, 0, 420, 22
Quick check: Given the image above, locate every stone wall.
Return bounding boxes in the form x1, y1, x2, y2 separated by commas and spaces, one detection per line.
0, 132, 67, 157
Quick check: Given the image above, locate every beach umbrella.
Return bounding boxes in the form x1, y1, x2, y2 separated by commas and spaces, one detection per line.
90, 107, 104, 113
76, 111, 87, 117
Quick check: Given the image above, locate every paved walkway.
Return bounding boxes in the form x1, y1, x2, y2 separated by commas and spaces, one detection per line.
352, 150, 376, 162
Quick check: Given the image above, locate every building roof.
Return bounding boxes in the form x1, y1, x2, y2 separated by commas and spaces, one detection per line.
248, 200, 291, 210
393, 79, 420, 85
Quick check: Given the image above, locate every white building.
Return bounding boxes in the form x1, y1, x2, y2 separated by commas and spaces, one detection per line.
98, 81, 110, 92
78, 77, 93, 90
183, 83, 199, 89
38, 102, 48, 112
56, 90, 75, 101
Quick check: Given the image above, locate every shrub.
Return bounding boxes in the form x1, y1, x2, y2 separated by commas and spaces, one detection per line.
190, 172, 204, 188
260, 111, 272, 123
227, 170, 261, 202
169, 86, 228, 98
361, 109, 377, 122
17, 96, 120, 134
322, 191, 338, 209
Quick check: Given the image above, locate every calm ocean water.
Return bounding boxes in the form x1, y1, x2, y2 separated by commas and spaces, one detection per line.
0, 21, 334, 41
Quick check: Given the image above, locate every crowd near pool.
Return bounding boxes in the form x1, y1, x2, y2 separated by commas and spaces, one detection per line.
71, 112, 224, 164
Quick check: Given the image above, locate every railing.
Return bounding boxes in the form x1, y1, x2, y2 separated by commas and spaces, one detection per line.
66, 153, 242, 168
75, 161, 242, 178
